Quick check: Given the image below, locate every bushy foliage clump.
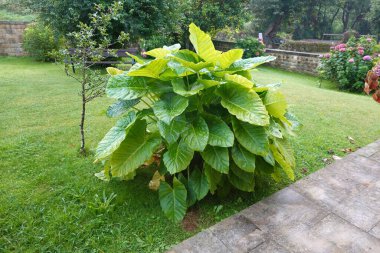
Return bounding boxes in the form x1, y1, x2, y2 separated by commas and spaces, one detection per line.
23, 22, 63, 61
95, 24, 299, 222
236, 37, 265, 58
319, 37, 379, 92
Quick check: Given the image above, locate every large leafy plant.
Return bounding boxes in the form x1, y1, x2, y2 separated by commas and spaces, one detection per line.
95, 23, 298, 222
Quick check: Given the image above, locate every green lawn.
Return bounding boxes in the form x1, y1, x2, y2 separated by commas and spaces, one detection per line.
1, 57, 380, 252
0, 9, 35, 22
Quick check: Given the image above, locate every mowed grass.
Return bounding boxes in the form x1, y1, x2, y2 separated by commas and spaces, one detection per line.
1, 57, 380, 252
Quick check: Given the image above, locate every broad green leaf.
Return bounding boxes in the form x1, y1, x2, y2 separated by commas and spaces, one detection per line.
204, 163, 222, 194
235, 70, 252, 80
167, 61, 195, 76
128, 59, 168, 78
268, 119, 283, 138
163, 139, 194, 174
263, 150, 276, 166
171, 50, 213, 71
200, 145, 229, 174
264, 89, 287, 118
178, 174, 197, 207
256, 156, 275, 174
198, 79, 221, 88
189, 23, 221, 62
106, 67, 123, 76
216, 83, 269, 126
172, 78, 205, 97
182, 115, 209, 151
159, 177, 187, 222
126, 52, 145, 64
231, 144, 256, 173
225, 74, 254, 88
270, 140, 295, 181
110, 120, 161, 177
228, 56, 276, 72
204, 115, 234, 147
232, 117, 269, 156
228, 162, 255, 192
106, 75, 149, 100
146, 48, 170, 58
189, 168, 209, 201
173, 49, 201, 63
217, 49, 244, 69
106, 99, 139, 117
153, 93, 189, 124
157, 115, 187, 145
95, 111, 137, 161
147, 80, 173, 94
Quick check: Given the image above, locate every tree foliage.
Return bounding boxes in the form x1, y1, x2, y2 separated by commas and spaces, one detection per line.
94, 23, 299, 221
250, 0, 380, 40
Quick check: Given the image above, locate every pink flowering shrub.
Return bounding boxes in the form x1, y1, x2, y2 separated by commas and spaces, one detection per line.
319, 37, 378, 92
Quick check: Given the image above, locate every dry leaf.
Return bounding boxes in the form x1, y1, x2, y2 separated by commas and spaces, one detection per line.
148, 171, 165, 191
347, 136, 355, 144
332, 155, 342, 160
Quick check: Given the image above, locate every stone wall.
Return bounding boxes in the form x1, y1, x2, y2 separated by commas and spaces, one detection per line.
265, 49, 321, 75
0, 21, 29, 56
213, 40, 236, 52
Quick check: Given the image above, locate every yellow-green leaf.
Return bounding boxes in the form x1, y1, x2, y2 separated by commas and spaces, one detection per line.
217, 49, 244, 68
106, 67, 123, 76
189, 23, 221, 62
264, 89, 288, 118
128, 59, 168, 78
146, 48, 171, 58
225, 74, 254, 88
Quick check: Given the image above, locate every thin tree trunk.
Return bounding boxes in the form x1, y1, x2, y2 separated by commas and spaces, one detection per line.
80, 80, 86, 155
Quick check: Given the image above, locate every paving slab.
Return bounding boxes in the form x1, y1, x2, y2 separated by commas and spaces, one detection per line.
169, 141, 380, 253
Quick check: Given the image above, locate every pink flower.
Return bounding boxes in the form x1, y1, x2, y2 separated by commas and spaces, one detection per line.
367, 37, 372, 42
319, 54, 324, 58
330, 46, 335, 50
338, 43, 346, 49
324, 53, 331, 59
358, 46, 364, 50
348, 58, 355, 63
363, 55, 372, 61
358, 49, 364, 55
339, 48, 346, 52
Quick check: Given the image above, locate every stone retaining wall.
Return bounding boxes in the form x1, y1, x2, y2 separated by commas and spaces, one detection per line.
265, 49, 321, 75
0, 21, 29, 56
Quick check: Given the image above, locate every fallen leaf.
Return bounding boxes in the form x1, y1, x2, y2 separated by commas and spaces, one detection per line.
322, 158, 333, 164
301, 167, 308, 174
327, 149, 335, 155
347, 136, 355, 144
332, 155, 342, 160
341, 148, 353, 153
148, 171, 165, 191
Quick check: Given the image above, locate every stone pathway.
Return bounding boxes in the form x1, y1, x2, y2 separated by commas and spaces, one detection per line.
169, 141, 380, 253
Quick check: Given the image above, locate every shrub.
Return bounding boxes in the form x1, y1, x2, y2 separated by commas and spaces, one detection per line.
23, 22, 62, 61
236, 36, 265, 58
319, 37, 379, 92
94, 23, 298, 222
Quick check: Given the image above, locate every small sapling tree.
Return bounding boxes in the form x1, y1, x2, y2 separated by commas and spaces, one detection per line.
54, 1, 129, 155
